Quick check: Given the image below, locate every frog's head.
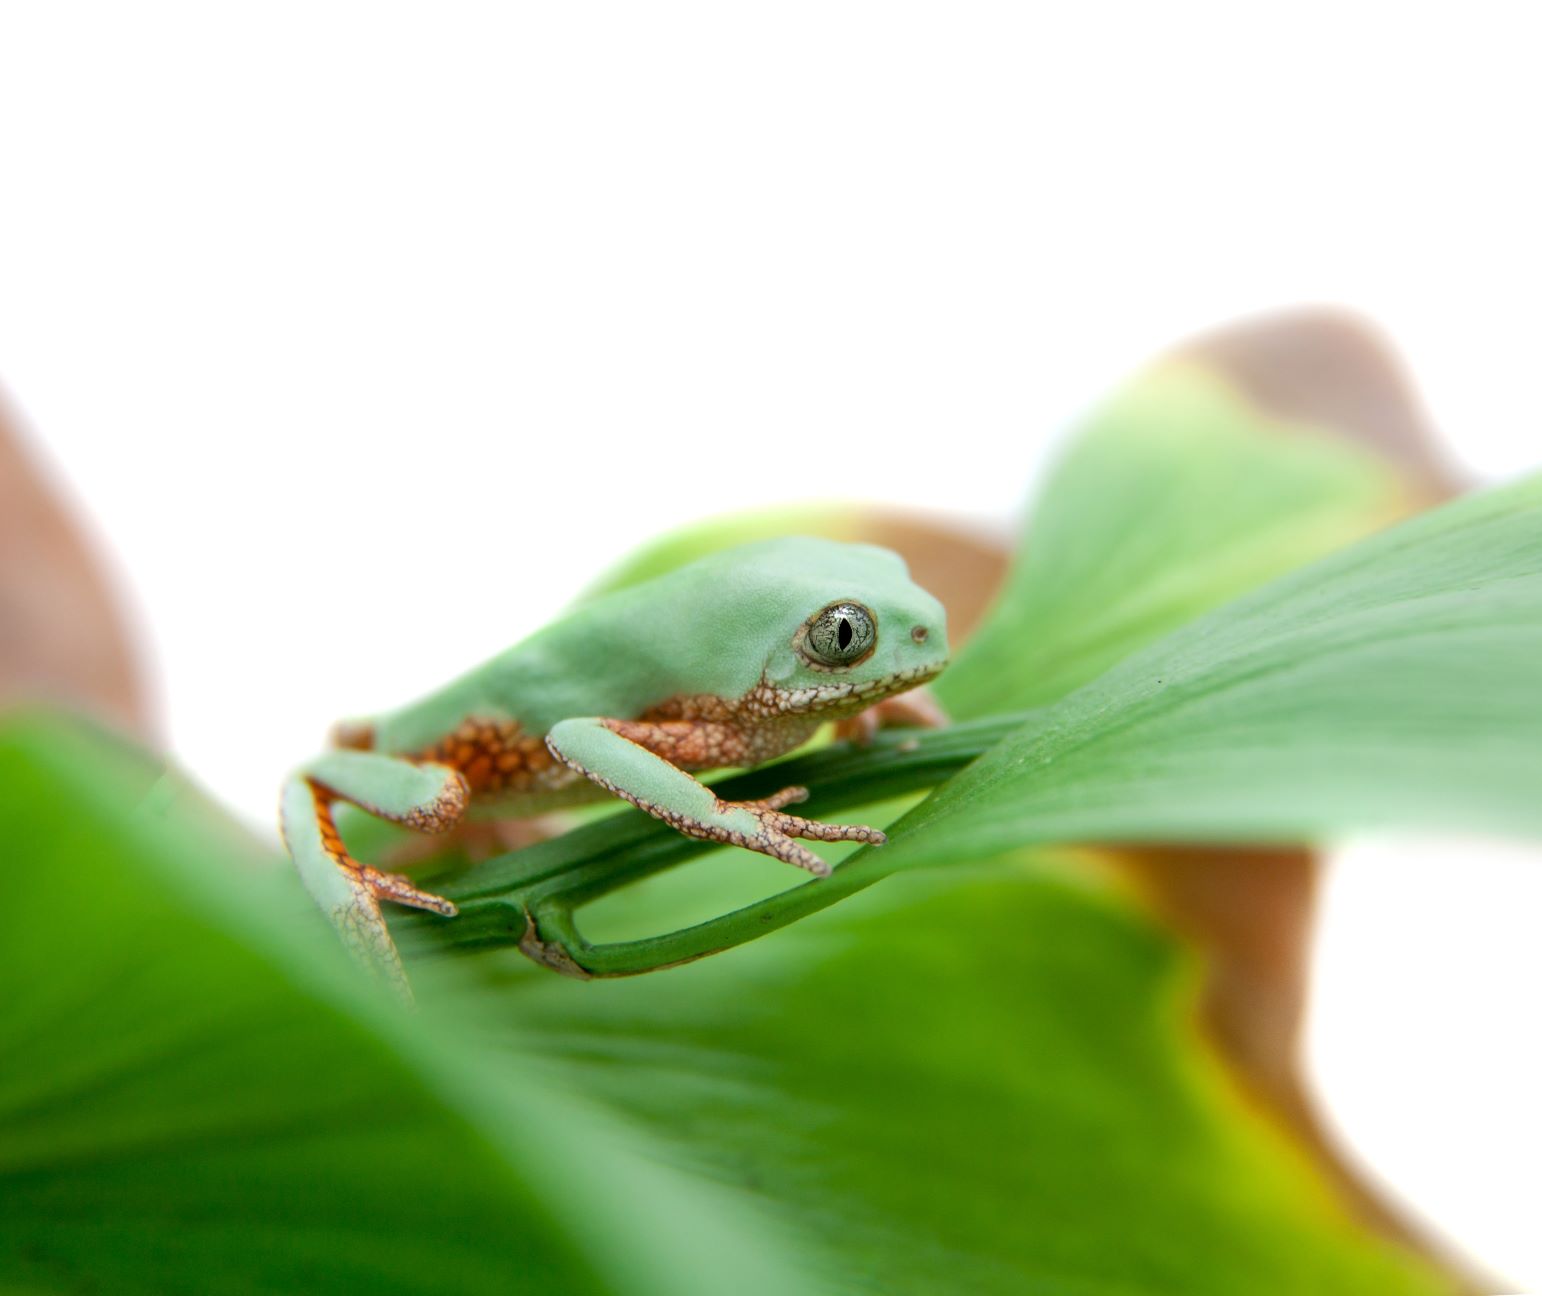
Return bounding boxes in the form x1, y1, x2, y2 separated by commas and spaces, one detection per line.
732, 537, 950, 717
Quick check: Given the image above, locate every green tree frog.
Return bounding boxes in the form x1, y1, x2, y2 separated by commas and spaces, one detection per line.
281, 537, 949, 994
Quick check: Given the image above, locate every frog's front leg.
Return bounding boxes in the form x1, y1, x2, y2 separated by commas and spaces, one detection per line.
280, 751, 468, 998
545, 717, 885, 877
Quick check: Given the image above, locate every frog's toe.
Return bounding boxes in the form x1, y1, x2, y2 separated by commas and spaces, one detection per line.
774, 812, 887, 848
740, 785, 809, 813
757, 831, 832, 877
360, 865, 458, 918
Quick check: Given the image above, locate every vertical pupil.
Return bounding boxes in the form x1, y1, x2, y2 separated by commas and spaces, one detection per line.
837, 618, 852, 650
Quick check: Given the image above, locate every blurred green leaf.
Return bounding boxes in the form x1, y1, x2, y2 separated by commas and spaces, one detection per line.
941, 365, 1408, 718
0, 713, 1453, 1295
0, 713, 811, 1296
885, 470, 1542, 869
447, 860, 1447, 1295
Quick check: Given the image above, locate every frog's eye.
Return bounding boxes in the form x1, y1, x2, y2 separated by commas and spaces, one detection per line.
803, 602, 877, 667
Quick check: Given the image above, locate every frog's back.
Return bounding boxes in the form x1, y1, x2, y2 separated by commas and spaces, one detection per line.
344, 536, 913, 777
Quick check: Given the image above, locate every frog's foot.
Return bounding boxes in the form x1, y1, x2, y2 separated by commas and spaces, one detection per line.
710, 785, 886, 878
547, 717, 888, 882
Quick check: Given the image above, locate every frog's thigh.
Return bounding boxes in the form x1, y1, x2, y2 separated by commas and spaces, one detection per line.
304, 750, 468, 831
545, 717, 722, 828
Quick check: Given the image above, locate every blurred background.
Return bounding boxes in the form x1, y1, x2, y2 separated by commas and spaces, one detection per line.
2, 4, 1538, 1287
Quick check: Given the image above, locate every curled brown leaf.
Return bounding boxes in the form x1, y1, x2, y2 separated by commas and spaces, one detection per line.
0, 385, 151, 739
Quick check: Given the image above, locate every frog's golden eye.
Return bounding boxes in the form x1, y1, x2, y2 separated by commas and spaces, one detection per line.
803, 602, 877, 667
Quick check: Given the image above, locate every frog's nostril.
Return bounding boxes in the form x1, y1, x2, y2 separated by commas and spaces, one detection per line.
911, 625, 929, 644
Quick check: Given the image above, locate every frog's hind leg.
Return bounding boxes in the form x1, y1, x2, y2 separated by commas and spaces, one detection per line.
304, 751, 469, 912
280, 752, 468, 999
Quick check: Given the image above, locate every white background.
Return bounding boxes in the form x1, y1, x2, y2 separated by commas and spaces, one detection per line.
2, 4, 1538, 1286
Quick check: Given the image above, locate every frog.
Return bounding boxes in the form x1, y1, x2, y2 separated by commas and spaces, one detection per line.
280, 535, 950, 997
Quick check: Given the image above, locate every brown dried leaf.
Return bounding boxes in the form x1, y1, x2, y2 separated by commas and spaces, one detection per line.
0, 387, 151, 739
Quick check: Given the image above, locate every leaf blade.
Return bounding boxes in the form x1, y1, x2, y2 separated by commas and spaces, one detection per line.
453, 861, 1451, 1295
941, 364, 1410, 718
888, 472, 1542, 867
0, 712, 813, 1296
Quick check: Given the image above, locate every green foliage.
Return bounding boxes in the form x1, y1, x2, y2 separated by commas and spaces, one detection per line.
890, 464, 1542, 871
450, 860, 1449, 1296
12, 363, 1529, 1293
941, 364, 1407, 716
0, 719, 807, 1296
0, 717, 1446, 1295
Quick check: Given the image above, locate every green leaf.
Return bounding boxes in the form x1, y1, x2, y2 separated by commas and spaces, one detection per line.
0, 713, 812, 1296
885, 471, 1542, 870
448, 861, 1448, 1295
0, 714, 1454, 1296
941, 364, 1409, 718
